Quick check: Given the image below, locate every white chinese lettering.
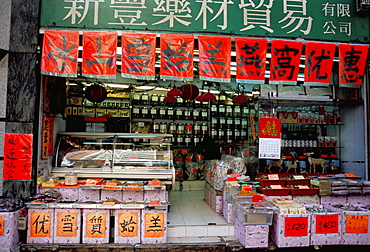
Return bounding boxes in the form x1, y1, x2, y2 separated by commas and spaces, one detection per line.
337, 4, 350, 17
238, 0, 274, 33
323, 21, 336, 34
152, 0, 192, 27
108, 0, 147, 26
63, 0, 104, 25
195, 0, 234, 30
322, 3, 335, 17
279, 0, 313, 35
339, 21, 351, 36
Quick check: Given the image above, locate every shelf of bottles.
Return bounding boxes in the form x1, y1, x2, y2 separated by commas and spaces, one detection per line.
131, 91, 209, 147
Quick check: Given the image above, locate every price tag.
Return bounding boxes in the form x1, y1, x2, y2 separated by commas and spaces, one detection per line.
346, 214, 369, 233
106, 182, 118, 186
124, 187, 142, 191
241, 185, 252, 192
270, 185, 282, 189
285, 216, 308, 237
102, 201, 115, 205
102, 186, 121, 190
316, 214, 339, 234
252, 195, 264, 202
298, 185, 310, 189
148, 180, 161, 186
149, 200, 161, 206
293, 175, 305, 180
268, 174, 279, 180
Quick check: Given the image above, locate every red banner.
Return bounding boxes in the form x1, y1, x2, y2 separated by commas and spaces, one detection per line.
82, 31, 117, 79
339, 44, 369, 87
304, 42, 336, 86
259, 118, 281, 139
235, 38, 267, 84
198, 35, 231, 83
41, 30, 79, 77
42, 116, 54, 159
3, 134, 33, 180
270, 40, 303, 85
160, 34, 194, 81
121, 33, 156, 80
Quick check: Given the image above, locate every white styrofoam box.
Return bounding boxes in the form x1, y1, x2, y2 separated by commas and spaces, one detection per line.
82, 209, 110, 244
347, 195, 370, 206
270, 212, 311, 248
141, 208, 167, 244
114, 209, 141, 244
293, 195, 320, 205
122, 189, 144, 202
27, 208, 54, 244
100, 189, 123, 201
39, 187, 59, 195
327, 205, 370, 245
53, 208, 81, 244
58, 187, 79, 200
222, 200, 234, 224
204, 184, 223, 214
264, 195, 292, 203
320, 195, 347, 205
0, 210, 20, 248
234, 217, 269, 248
79, 189, 101, 201
143, 188, 167, 202
306, 204, 342, 246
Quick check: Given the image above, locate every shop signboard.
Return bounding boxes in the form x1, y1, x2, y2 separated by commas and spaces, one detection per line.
40, 0, 370, 43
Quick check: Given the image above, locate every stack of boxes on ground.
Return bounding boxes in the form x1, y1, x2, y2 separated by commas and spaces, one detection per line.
205, 155, 370, 248
26, 179, 168, 245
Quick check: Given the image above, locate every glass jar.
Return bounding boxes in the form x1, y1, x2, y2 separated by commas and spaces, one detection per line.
192, 108, 200, 120
160, 122, 167, 133
175, 108, 183, 120
234, 106, 241, 117
177, 135, 184, 146
167, 107, 174, 119
185, 123, 193, 135
159, 94, 166, 106
211, 105, 218, 116
226, 105, 233, 117
132, 93, 141, 105
132, 106, 141, 118
150, 107, 157, 119
211, 117, 218, 128
159, 107, 166, 119
151, 93, 159, 106
177, 123, 185, 134
201, 123, 208, 135
152, 122, 160, 133
141, 93, 149, 105
201, 109, 208, 121
141, 107, 149, 118
169, 123, 177, 134
184, 109, 191, 120
194, 123, 201, 135
218, 105, 226, 117
219, 117, 226, 128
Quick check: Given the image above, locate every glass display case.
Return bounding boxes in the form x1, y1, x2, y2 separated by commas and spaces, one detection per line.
51, 132, 174, 186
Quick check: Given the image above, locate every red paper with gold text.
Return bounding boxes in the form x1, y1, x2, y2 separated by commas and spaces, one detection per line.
82, 31, 117, 79
121, 33, 156, 80
41, 30, 79, 77
198, 35, 231, 83
259, 118, 281, 139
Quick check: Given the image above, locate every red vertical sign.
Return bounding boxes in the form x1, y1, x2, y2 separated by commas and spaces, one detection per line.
235, 38, 267, 84
42, 116, 54, 159
339, 44, 369, 87
41, 30, 79, 77
304, 42, 336, 86
160, 34, 194, 81
270, 40, 302, 85
82, 31, 117, 79
198, 35, 231, 83
121, 33, 157, 80
3, 134, 33, 180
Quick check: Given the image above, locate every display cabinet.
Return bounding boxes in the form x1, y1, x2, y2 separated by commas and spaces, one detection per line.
51, 132, 175, 187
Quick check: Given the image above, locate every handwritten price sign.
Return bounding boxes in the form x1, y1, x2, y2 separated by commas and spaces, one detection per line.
346, 214, 369, 233
316, 214, 339, 234
285, 216, 308, 237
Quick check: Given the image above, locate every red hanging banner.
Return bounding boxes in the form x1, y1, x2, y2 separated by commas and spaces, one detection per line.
160, 34, 194, 81
198, 35, 231, 83
339, 44, 369, 87
82, 31, 117, 79
304, 42, 336, 86
42, 116, 54, 159
235, 38, 267, 84
121, 33, 156, 80
270, 40, 303, 85
3, 134, 33, 180
41, 30, 79, 77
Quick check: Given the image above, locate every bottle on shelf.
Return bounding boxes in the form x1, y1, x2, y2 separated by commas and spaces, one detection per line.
141, 93, 149, 105
151, 93, 159, 106
132, 92, 141, 105
167, 107, 174, 119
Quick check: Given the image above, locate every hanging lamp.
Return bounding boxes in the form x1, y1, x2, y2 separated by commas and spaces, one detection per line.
232, 93, 249, 104
163, 95, 177, 103
167, 87, 182, 97
202, 90, 217, 101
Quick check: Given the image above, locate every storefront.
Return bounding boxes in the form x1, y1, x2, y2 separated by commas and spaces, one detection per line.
1, 0, 370, 250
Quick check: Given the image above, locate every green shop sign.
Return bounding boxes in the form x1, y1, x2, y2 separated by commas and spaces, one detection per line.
40, 0, 370, 43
